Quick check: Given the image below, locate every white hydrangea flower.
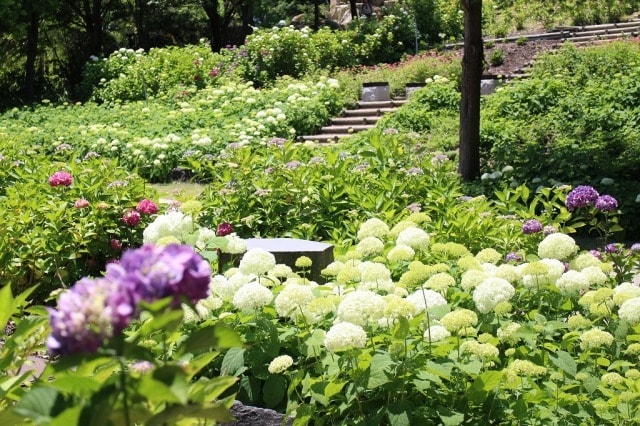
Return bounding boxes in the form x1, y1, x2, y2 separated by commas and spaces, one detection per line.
232, 282, 274, 311
572, 252, 603, 270
195, 227, 217, 250
406, 288, 447, 315
211, 272, 253, 301
321, 260, 346, 277
239, 248, 276, 275
581, 266, 608, 286
396, 227, 430, 251
473, 277, 515, 314
336, 290, 386, 326
556, 270, 590, 296
324, 322, 367, 353
142, 211, 193, 243
618, 297, 640, 325
538, 233, 579, 260
475, 248, 502, 264
424, 324, 450, 342
275, 283, 315, 319
358, 261, 391, 282
358, 279, 396, 294
492, 264, 520, 283
579, 327, 614, 350
460, 269, 489, 291
357, 218, 390, 240
221, 233, 247, 254
613, 282, 640, 306
356, 236, 385, 256
268, 355, 294, 374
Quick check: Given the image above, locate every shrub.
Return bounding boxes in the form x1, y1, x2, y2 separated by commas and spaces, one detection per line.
0, 151, 157, 302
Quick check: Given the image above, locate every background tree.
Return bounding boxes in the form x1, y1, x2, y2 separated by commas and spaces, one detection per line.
458, 0, 482, 181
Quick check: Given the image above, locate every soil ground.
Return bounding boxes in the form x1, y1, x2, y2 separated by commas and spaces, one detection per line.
483, 39, 559, 76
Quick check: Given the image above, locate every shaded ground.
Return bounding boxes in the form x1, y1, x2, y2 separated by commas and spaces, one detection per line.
483, 39, 559, 76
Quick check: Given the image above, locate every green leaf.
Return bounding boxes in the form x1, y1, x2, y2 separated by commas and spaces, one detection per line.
214, 323, 243, 349
137, 309, 184, 337
189, 376, 238, 403
48, 376, 102, 394
437, 406, 464, 426
177, 324, 217, 356
145, 402, 233, 426
221, 347, 247, 376
468, 371, 504, 403
388, 401, 412, 426
392, 316, 410, 339
0, 285, 15, 331
549, 350, 577, 377
14, 386, 67, 421
367, 353, 394, 389
263, 374, 286, 408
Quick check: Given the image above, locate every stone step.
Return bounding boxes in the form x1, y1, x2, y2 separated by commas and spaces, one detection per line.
299, 133, 352, 143
319, 124, 374, 134
357, 99, 408, 108
331, 116, 381, 125
342, 107, 399, 117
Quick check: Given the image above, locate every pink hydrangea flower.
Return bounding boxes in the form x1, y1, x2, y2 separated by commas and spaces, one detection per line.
136, 199, 159, 215
49, 171, 73, 187
123, 210, 141, 227
74, 198, 90, 209
110, 239, 123, 250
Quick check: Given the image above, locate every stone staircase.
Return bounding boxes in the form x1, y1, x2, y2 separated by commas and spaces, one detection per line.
298, 99, 407, 143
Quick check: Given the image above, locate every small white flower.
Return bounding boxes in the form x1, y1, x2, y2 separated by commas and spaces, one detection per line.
324, 322, 367, 353
268, 355, 294, 374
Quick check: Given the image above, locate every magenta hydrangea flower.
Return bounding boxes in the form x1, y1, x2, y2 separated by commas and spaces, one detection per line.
522, 219, 543, 234
136, 199, 159, 215
110, 239, 123, 251
48, 171, 73, 187
565, 185, 599, 210
594, 195, 618, 212
123, 210, 141, 226
216, 222, 234, 237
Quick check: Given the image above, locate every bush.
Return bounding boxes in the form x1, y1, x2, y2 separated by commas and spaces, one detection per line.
0, 150, 157, 303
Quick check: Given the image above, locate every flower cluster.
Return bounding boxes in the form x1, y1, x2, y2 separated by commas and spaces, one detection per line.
47, 244, 211, 356
136, 198, 159, 215
522, 219, 543, 235
324, 322, 367, 353
268, 355, 294, 374
565, 185, 599, 210
48, 171, 73, 187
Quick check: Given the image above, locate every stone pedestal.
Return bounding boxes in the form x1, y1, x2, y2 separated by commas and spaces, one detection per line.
361, 82, 391, 101
405, 82, 426, 97
220, 238, 334, 283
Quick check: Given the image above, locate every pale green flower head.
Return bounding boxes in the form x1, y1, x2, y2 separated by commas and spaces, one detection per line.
303, 296, 338, 324
383, 294, 417, 320
275, 283, 314, 319
618, 297, 640, 325
321, 260, 346, 277
424, 272, 456, 293
387, 244, 415, 262
601, 372, 625, 387
337, 290, 386, 326
475, 248, 502, 264
389, 220, 418, 239
396, 227, 430, 251
232, 282, 274, 311
406, 212, 431, 225
613, 283, 640, 306
357, 217, 390, 240
268, 355, 294, 374
457, 256, 483, 271
440, 308, 478, 333
156, 235, 182, 246
180, 200, 203, 215
473, 277, 515, 314
295, 256, 313, 268
566, 313, 592, 329
579, 327, 614, 351
423, 324, 450, 342
461, 340, 499, 359
556, 270, 590, 296
571, 252, 603, 270
356, 236, 385, 257
460, 269, 489, 291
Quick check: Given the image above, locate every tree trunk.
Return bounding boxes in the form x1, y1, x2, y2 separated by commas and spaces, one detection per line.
203, 0, 225, 52
349, 0, 358, 20
24, 0, 39, 104
86, 0, 104, 56
134, 0, 148, 50
458, 0, 483, 181
313, 0, 320, 30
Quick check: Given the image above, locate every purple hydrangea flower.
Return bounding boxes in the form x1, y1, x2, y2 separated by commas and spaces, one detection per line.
112, 244, 211, 306
47, 276, 136, 356
565, 185, 599, 210
594, 195, 618, 212
522, 219, 543, 234
505, 252, 522, 263
631, 243, 640, 252
48, 244, 211, 356
589, 249, 603, 260
604, 243, 619, 254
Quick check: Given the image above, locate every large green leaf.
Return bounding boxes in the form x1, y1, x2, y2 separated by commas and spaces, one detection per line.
13, 386, 67, 422
549, 350, 577, 377
214, 323, 243, 349
221, 347, 247, 376
367, 353, 394, 389
0, 285, 15, 331
263, 374, 286, 408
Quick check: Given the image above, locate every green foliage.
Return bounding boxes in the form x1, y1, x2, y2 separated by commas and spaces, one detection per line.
0, 150, 156, 302
0, 286, 241, 423
480, 41, 640, 238
489, 48, 505, 66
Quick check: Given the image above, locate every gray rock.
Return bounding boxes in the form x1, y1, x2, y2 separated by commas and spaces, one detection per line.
222, 401, 293, 426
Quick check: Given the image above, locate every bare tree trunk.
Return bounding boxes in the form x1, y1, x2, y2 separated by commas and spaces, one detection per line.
203, 0, 225, 52
134, 0, 148, 50
458, 0, 483, 181
349, 0, 358, 20
24, 0, 39, 104
313, 0, 320, 30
